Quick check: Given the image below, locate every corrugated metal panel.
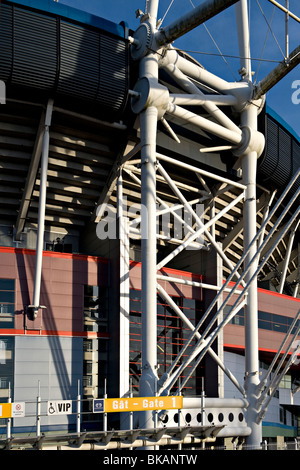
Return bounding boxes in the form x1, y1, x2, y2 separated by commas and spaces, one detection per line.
98, 35, 128, 112
277, 127, 292, 184
0, 2, 129, 115
258, 117, 279, 181
291, 139, 300, 195
12, 7, 58, 90
57, 21, 99, 101
265, 118, 279, 176
258, 114, 300, 193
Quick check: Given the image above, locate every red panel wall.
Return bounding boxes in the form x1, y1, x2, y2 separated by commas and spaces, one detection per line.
224, 286, 300, 353
0, 247, 108, 335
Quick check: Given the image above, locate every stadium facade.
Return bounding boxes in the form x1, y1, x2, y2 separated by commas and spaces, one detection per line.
0, 0, 299, 450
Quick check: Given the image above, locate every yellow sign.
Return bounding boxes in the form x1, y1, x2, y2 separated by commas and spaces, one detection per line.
104, 396, 183, 413
0, 403, 12, 418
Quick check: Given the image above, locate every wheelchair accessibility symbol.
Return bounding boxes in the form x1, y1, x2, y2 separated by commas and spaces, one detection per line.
47, 400, 72, 415
48, 402, 56, 414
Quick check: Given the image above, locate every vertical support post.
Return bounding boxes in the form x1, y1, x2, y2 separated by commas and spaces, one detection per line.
139, 105, 158, 418
76, 380, 81, 434
129, 378, 133, 431
138, 0, 160, 432
7, 383, 11, 439
201, 381, 205, 426
285, 0, 289, 58
118, 171, 132, 431
31, 99, 53, 318
103, 378, 107, 432
216, 243, 224, 398
118, 171, 130, 400
235, 0, 262, 449
36, 380, 41, 437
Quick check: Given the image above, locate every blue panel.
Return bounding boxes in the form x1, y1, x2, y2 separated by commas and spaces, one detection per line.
4, 0, 128, 38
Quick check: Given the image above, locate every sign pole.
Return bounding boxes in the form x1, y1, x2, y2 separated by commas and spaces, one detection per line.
7, 383, 11, 439
77, 380, 81, 434
36, 381, 41, 438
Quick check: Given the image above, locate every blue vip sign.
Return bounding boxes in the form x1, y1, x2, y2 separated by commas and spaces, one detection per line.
93, 398, 105, 413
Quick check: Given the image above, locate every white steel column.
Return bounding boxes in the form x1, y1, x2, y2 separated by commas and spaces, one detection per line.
138, 0, 160, 430
118, 172, 130, 400
235, 0, 262, 448
30, 99, 53, 319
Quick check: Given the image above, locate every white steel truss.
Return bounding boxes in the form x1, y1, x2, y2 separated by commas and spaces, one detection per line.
88, 0, 300, 449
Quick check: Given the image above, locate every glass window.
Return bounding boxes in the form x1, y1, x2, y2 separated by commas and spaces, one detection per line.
230, 308, 299, 335
130, 289, 142, 313
0, 279, 15, 328
82, 285, 108, 426
227, 306, 244, 326
272, 314, 288, 333
258, 311, 272, 330
279, 374, 292, 389
129, 290, 203, 396
279, 406, 287, 424
84, 285, 108, 333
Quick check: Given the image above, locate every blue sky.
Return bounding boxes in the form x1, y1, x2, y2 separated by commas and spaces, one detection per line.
59, 0, 299, 138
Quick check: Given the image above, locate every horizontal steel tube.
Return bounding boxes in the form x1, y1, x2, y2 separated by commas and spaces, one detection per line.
156, 0, 239, 45
183, 397, 248, 408
43, 435, 216, 450
170, 93, 238, 106
166, 103, 242, 144
160, 48, 248, 95
156, 274, 245, 294
156, 152, 246, 189
162, 63, 241, 133
267, 0, 300, 22
253, 45, 300, 99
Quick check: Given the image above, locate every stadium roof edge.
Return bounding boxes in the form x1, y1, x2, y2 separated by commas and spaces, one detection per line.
3, 0, 129, 38
265, 103, 300, 143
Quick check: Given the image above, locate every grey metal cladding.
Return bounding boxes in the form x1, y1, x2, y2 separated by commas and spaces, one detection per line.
12, 8, 58, 90
277, 127, 292, 183
258, 115, 299, 190
291, 140, 300, 195
0, 4, 13, 82
57, 21, 100, 101
263, 118, 279, 180
98, 35, 128, 111
0, 3, 129, 114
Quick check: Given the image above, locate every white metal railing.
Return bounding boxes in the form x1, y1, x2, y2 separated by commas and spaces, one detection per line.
0, 389, 298, 450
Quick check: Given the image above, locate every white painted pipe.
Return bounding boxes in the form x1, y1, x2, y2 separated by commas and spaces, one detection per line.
156, 0, 239, 45
170, 93, 238, 107
138, 2, 160, 435
160, 48, 250, 98
162, 63, 241, 133
166, 102, 242, 145
156, 151, 246, 189
183, 397, 248, 409
32, 100, 53, 317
